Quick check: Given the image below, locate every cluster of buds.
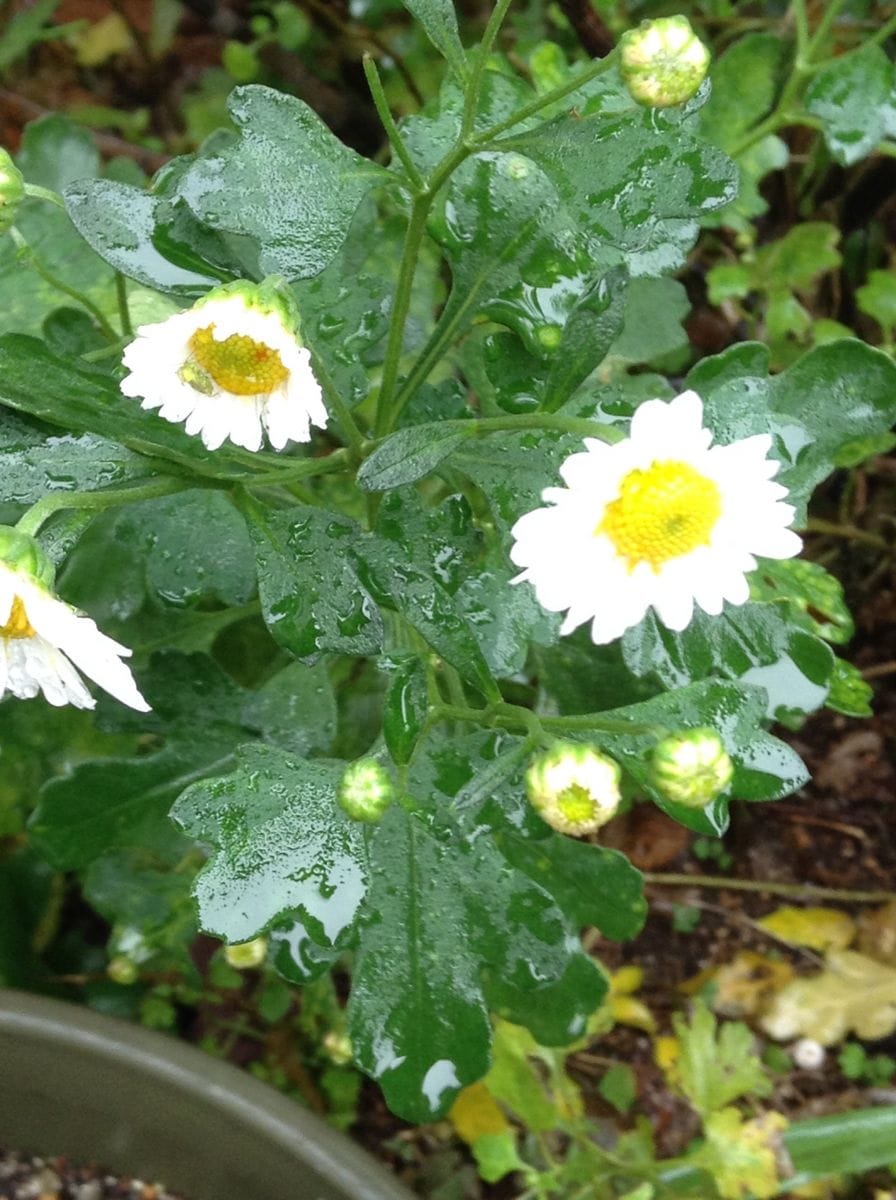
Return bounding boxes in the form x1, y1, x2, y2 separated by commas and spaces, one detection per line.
338, 758, 394, 823
619, 16, 710, 109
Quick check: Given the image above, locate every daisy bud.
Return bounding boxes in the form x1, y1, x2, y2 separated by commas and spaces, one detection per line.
619, 16, 710, 109
651, 727, 733, 808
323, 1030, 353, 1066
224, 937, 268, 969
121, 278, 327, 453
107, 955, 140, 986
791, 1037, 825, 1070
0, 148, 24, 235
526, 742, 622, 836
0, 527, 149, 711
338, 759, 394, 823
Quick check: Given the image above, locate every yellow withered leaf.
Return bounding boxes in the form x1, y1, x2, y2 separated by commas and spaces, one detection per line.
449, 1082, 510, 1144
761, 950, 896, 1045
757, 906, 855, 952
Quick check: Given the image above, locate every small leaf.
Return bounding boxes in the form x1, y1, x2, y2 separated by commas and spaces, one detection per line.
599, 1064, 637, 1113
176, 86, 388, 279
673, 1001, 771, 1118
382, 655, 429, 766
172, 743, 368, 945
450, 1082, 511, 1143
0, 0, 60, 72
761, 951, 896, 1045
750, 558, 854, 645
757, 906, 855, 952
805, 46, 895, 166
401, 0, 467, 81
857, 269, 896, 339
358, 424, 467, 491
541, 267, 628, 411
826, 659, 873, 719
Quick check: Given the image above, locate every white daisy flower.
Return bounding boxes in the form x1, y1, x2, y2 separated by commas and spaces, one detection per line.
510, 390, 802, 645
0, 530, 149, 712
121, 280, 327, 453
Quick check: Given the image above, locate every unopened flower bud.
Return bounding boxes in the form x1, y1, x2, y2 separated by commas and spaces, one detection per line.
224, 936, 268, 969
338, 759, 394, 823
619, 16, 710, 108
0, 149, 24, 235
651, 727, 733, 808
0, 525, 55, 588
792, 1037, 825, 1070
526, 742, 622, 836
323, 1030, 353, 1066
107, 955, 139, 986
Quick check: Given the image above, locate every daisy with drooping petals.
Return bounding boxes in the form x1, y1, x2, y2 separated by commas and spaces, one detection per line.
121, 279, 327, 453
0, 527, 149, 712
510, 390, 802, 645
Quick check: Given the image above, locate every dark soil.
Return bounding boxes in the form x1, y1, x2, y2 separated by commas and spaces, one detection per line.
0, 1150, 186, 1200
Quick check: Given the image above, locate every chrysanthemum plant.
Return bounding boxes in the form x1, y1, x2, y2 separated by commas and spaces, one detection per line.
2, 1, 895, 1124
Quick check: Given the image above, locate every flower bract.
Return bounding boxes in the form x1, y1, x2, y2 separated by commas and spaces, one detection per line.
510, 390, 801, 644
121, 279, 327, 452
526, 742, 622, 836
0, 528, 149, 712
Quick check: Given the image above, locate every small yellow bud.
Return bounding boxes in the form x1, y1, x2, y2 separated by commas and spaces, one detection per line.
224, 936, 268, 969
651, 727, 733, 808
323, 1030, 353, 1066
619, 16, 710, 109
106, 955, 139, 986
338, 759, 393, 823
0, 148, 24, 235
526, 742, 622, 836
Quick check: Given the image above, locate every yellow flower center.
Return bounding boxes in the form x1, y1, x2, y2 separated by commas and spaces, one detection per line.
0, 595, 35, 639
600, 460, 722, 571
187, 323, 289, 396
557, 785, 596, 827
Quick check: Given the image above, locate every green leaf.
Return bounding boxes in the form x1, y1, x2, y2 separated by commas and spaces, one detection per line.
805, 46, 895, 167
176, 86, 388, 279
700, 34, 787, 149
753, 222, 841, 292
349, 805, 492, 1122
785, 1106, 896, 1180
608, 277, 690, 366
599, 1064, 637, 1113
172, 742, 367, 944
65, 179, 226, 296
541, 267, 628, 411
673, 1002, 771, 1119
400, 0, 467, 80
241, 500, 383, 659
857, 269, 896, 339
241, 661, 337, 756
0, 0, 60, 71
17, 113, 99, 189
358, 424, 467, 491
621, 605, 835, 723
688, 339, 896, 520
750, 558, 854, 644
0, 410, 149, 505
29, 653, 247, 869
826, 659, 873, 719
382, 655, 429, 766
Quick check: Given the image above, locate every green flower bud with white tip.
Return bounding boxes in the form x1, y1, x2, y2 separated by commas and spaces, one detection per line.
0, 526, 148, 711
526, 742, 622, 836
338, 758, 394, 823
619, 16, 710, 109
224, 936, 268, 969
0, 148, 24, 235
651, 727, 733, 807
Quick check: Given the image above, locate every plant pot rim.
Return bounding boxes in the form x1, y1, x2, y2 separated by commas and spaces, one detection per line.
0, 987, 413, 1200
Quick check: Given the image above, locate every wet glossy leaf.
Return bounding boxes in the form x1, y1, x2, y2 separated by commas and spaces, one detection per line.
401, 0, 467, 80
608, 277, 690, 366
0, 410, 149, 505
30, 653, 247, 869
826, 659, 873, 719
621, 605, 835, 722
540, 267, 628, 411
688, 340, 896, 520
358, 423, 467, 491
382, 655, 429, 765
349, 805, 492, 1122
241, 500, 383, 659
176, 86, 389, 279
805, 46, 895, 166
172, 742, 367, 944
750, 558, 854, 644
0, 334, 284, 480
269, 916, 345, 984
241, 661, 337, 756
374, 489, 479, 597
17, 113, 99, 189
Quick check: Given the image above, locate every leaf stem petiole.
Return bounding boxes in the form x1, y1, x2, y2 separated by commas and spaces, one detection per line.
15, 477, 186, 539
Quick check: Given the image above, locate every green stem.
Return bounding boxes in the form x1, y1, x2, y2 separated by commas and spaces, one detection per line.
791, 0, 809, 59
9, 226, 119, 342
468, 412, 621, 442
804, 0, 849, 61
868, 10, 896, 47
115, 272, 133, 339
15, 477, 186, 538
362, 54, 425, 192
23, 183, 66, 211
248, 447, 353, 487
432, 699, 659, 739
644, 871, 896, 904
461, 0, 515, 138
475, 50, 618, 143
